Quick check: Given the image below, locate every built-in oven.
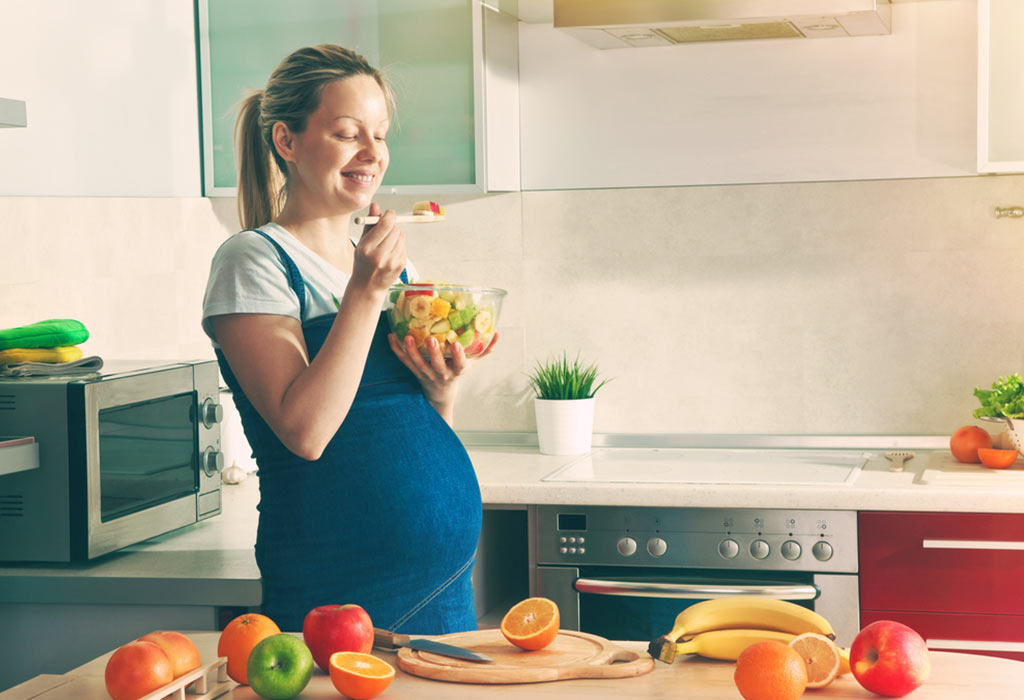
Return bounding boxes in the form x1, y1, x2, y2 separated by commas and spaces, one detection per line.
532, 505, 860, 646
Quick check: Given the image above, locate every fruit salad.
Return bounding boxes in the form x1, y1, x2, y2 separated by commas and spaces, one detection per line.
387, 282, 503, 358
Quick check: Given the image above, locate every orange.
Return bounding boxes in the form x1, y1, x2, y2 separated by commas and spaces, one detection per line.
500, 597, 560, 651
978, 447, 1018, 469
788, 632, 841, 688
950, 425, 992, 463
217, 613, 280, 684
329, 651, 396, 700
734, 640, 808, 700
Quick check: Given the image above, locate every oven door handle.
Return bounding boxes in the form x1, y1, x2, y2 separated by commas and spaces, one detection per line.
573, 578, 820, 600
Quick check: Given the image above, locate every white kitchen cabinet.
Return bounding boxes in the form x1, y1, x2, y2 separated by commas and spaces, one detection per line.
518, 1, 977, 190
977, 0, 1024, 173
197, 0, 519, 197
0, 1, 200, 196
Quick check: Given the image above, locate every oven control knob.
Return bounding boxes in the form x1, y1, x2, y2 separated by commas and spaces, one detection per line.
812, 540, 834, 562
617, 537, 637, 556
781, 540, 802, 560
647, 537, 668, 557
201, 399, 224, 428
749, 539, 770, 559
718, 538, 740, 559
201, 447, 224, 477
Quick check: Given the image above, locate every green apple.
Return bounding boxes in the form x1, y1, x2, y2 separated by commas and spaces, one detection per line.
245, 633, 314, 700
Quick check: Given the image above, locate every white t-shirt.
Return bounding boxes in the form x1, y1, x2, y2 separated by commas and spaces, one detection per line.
201, 222, 417, 347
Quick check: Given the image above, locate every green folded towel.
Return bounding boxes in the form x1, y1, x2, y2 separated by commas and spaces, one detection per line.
0, 319, 89, 350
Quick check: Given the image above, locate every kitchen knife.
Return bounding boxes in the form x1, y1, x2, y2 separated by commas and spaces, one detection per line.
373, 628, 493, 663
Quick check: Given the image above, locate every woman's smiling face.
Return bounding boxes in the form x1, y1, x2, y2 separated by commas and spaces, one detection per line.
282, 75, 390, 214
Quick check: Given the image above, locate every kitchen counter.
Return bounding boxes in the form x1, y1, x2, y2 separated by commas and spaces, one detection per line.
4, 631, 1022, 700
3, 439, 1023, 606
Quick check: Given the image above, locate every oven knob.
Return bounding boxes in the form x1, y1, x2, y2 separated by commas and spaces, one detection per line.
201, 399, 224, 428
617, 537, 638, 556
647, 537, 668, 557
201, 447, 224, 477
781, 540, 802, 560
812, 540, 834, 561
718, 538, 740, 559
749, 539, 770, 559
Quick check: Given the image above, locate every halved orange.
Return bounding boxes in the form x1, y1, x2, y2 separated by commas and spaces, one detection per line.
788, 632, 841, 689
978, 447, 1018, 469
328, 651, 395, 700
500, 597, 560, 651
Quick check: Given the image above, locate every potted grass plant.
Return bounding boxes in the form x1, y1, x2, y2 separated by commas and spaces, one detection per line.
527, 352, 610, 456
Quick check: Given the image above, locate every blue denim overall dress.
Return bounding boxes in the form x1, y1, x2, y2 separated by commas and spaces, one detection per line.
216, 230, 482, 634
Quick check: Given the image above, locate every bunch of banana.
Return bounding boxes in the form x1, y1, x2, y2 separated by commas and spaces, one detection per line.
673, 629, 797, 661
647, 597, 835, 664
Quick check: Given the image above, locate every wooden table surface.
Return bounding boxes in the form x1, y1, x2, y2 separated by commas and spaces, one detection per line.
3, 631, 1021, 700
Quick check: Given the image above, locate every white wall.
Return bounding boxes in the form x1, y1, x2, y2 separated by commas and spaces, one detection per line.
519, 1, 978, 189
0, 0, 200, 196
1, 0, 1021, 439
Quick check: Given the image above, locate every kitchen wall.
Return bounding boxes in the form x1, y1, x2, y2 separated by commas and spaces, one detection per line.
2, 0, 1022, 438
3, 173, 1023, 437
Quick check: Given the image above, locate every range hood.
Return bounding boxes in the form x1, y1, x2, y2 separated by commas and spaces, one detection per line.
0, 97, 27, 128
554, 0, 892, 48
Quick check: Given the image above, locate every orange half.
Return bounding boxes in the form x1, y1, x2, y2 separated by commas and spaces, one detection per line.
500, 597, 560, 651
788, 632, 841, 689
978, 447, 1018, 469
329, 652, 395, 700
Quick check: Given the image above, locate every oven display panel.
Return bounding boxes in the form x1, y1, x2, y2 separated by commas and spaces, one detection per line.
558, 513, 587, 531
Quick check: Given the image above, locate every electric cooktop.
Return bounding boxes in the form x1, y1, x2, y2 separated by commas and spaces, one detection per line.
541, 448, 870, 486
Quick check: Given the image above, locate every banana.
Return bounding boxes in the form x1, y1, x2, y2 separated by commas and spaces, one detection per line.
838, 646, 851, 676
407, 295, 433, 320
673, 629, 797, 661
472, 309, 493, 333
648, 597, 835, 664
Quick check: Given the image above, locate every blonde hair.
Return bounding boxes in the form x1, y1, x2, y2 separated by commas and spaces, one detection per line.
234, 44, 395, 231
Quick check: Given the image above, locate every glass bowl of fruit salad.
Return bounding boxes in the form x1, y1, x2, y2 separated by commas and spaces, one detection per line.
386, 282, 505, 358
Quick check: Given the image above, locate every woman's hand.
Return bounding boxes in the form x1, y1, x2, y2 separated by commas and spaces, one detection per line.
388, 331, 499, 425
350, 202, 406, 295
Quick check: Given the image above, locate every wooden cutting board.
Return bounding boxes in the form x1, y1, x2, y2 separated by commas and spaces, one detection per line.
396, 629, 655, 684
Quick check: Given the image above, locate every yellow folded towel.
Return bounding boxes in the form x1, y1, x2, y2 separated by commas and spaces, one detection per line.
0, 346, 84, 366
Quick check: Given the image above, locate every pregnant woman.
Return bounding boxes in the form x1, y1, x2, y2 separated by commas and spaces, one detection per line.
201, 44, 497, 633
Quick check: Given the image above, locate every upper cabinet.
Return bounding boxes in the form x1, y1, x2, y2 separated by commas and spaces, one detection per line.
0, 0, 201, 197
517, 1, 980, 190
197, 0, 519, 196
978, 0, 1024, 173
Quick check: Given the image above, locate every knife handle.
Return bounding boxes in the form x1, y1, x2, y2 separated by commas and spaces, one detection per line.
373, 627, 410, 650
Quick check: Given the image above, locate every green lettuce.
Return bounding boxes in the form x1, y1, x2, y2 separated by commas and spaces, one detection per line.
973, 373, 1024, 418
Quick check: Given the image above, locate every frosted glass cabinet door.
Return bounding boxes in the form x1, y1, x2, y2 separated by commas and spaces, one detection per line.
197, 0, 516, 195
978, 0, 1024, 172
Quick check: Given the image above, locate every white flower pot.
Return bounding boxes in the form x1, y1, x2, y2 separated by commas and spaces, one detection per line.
534, 397, 595, 456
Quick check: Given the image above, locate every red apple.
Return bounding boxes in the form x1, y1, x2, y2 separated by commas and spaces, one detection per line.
302, 604, 374, 672
137, 631, 201, 678
851, 620, 931, 697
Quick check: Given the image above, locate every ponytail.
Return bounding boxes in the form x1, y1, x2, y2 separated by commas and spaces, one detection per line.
234, 90, 281, 231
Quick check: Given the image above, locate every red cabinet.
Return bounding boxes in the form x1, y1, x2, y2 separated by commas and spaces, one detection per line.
859, 511, 1024, 661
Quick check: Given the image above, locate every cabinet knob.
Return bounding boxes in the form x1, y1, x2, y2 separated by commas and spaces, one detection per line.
202, 447, 224, 477
201, 399, 224, 428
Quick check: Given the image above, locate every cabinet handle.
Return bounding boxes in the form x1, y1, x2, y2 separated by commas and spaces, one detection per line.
922, 539, 1024, 551
573, 578, 819, 600
927, 638, 1024, 652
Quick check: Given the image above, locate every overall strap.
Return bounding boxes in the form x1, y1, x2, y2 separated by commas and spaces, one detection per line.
253, 228, 307, 319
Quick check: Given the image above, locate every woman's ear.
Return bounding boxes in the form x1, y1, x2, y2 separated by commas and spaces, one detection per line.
271, 121, 296, 163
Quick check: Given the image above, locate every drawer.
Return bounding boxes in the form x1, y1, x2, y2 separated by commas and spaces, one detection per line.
861, 610, 1024, 662
859, 512, 1024, 615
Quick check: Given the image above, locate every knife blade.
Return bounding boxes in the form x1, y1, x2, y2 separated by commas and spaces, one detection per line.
373, 628, 493, 663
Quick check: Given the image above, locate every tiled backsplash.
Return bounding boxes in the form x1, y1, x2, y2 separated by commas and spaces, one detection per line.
3, 174, 1022, 435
